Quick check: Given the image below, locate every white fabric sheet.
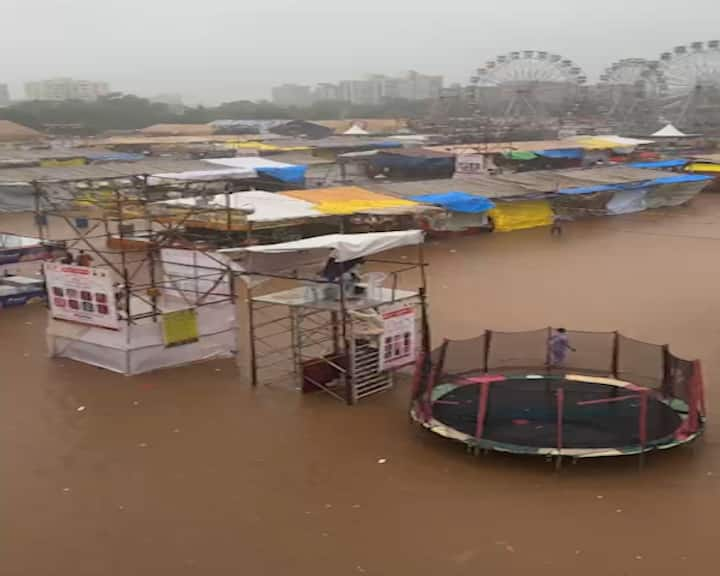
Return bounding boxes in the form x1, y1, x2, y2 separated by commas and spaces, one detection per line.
47, 300, 237, 375
205, 157, 295, 170
225, 230, 424, 262
156, 191, 322, 222
606, 189, 648, 215
150, 167, 257, 182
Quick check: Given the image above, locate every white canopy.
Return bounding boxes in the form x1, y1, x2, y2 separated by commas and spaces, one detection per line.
652, 124, 690, 138
343, 124, 370, 136
150, 167, 256, 182
155, 191, 322, 222
596, 135, 654, 146
241, 230, 423, 261
220, 230, 424, 280
205, 157, 295, 170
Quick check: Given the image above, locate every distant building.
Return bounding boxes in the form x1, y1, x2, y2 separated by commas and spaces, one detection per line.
338, 72, 443, 105
382, 71, 443, 101
25, 78, 110, 102
339, 77, 385, 106
313, 83, 340, 101
0, 84, 9, 106
271, 84, 313, 107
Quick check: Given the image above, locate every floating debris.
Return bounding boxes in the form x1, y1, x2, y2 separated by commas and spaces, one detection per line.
138, 442, 148, 448
76, 406, 86, 412
377, 458, 387, 464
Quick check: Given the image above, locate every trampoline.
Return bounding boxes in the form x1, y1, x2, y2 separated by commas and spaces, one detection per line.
411, 329, 705, 461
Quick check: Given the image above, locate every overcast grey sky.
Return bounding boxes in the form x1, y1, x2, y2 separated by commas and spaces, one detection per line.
2, 0, 719, 104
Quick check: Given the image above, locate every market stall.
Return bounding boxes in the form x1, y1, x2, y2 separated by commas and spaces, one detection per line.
220, 230, 430, 405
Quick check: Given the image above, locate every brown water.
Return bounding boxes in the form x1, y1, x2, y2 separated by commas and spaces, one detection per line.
3, 197, 720, 575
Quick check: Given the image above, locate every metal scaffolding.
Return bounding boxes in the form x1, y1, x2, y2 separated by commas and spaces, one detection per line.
241, 248, 430, 405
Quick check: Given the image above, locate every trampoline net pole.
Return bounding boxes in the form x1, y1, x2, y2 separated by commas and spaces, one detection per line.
475, 381, 491, 440
424, 339, 448, 421
661, 344, 672, 397
483, 330, 492, 373
689, 360, 704, 432
697, 361, 707, 421
639, 389, 649, 450
612, 331, 620, 379
556, 388, 565, 465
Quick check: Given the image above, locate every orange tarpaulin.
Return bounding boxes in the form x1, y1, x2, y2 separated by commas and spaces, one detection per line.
282, 186, 418, 215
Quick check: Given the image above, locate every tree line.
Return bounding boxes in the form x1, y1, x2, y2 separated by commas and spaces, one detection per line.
0, 93, 435, 134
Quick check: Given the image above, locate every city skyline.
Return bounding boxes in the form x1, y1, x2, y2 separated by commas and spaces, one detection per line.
2, 0, 719, 105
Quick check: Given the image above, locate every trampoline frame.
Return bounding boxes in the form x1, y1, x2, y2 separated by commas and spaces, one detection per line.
410, 329, 706, 463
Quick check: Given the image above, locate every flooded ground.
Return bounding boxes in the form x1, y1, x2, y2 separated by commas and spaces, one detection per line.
3, 196, 720, 575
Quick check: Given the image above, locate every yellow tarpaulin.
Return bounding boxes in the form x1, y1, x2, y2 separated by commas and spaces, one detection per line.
224, 141, 310, 152
282, 186, 418, 215
686, 163, 720, 173
488, 201, 554, 232
574, 137, 632, 150
162, 309, 199, 347
40, 158, 86, 167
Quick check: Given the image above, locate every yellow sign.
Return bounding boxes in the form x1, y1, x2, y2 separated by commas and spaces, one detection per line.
162, 309, 199, 347
40, 158, 87, 167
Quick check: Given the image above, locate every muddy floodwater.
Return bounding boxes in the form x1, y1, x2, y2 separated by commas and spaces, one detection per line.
3, 196, 720, 575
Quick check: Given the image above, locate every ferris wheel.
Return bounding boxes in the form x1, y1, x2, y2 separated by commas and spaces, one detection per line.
658, 40, 720, 126
470, 50, 587, 120
599, 59, 666, 118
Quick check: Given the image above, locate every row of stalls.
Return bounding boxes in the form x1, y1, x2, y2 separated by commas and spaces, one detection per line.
367, 166, 712, 233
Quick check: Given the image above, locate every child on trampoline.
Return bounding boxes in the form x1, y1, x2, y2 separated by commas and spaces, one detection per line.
548, 328, 576, 367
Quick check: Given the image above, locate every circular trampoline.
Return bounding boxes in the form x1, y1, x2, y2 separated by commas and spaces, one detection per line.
411, 330, 705, 460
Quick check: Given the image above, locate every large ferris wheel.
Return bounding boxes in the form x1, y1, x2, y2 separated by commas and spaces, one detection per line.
658, 41, 720, 127
469, 50, 587, 121
599, 59, 666, 119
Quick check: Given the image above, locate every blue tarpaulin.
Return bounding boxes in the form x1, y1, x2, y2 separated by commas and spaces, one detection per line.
557, 184, 617, 196
647, 174, 711, 185
84, 152, 146, 162
558, 173, 711, 196
256, 165, 307, 184
629, 159, 689, 169
410, 192, 495, 213
535, 148, 584, 159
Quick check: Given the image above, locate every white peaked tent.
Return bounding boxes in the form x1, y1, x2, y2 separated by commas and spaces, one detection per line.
652, 124, 692, 138
343, 124, 370, 136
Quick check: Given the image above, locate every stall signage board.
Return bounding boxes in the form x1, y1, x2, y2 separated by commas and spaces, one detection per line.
44, 263, 119, 329
379, 306, 416, 371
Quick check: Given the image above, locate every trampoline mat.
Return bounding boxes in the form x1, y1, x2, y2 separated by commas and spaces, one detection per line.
432, 378, 683, 450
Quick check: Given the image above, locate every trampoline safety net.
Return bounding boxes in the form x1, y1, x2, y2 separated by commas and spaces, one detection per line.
413, 328, 705, 456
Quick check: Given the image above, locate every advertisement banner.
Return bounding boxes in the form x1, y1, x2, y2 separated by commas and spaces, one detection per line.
44, 263, 119, 329
379, 306, 416, 371
162, 309, 199, 347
